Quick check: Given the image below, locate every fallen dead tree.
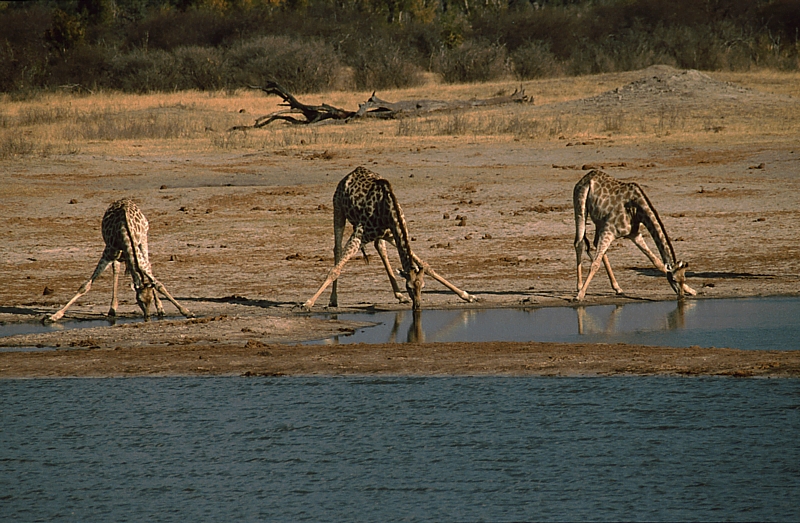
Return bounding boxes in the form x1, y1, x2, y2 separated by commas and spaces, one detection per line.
230, 81, 355, 129
354, 88, 531, 119
229, 82, 533, 130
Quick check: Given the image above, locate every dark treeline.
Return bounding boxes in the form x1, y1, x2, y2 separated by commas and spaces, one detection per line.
1, 0, 799, 94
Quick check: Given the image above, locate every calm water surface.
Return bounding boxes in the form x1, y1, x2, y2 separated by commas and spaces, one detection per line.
312, 297, 800, 349
2, 377, 799, 522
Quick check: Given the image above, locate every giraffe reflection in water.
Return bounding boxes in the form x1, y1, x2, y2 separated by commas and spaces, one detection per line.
324, 309, 481, 344
575, 300, 696, 336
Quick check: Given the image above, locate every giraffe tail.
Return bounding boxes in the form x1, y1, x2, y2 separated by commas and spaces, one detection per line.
573, 173, 593, 254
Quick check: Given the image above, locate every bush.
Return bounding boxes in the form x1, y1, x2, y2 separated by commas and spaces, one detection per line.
48, 45, 111, 90
174, 46, 224, 91
347, 37, 424, 91
225, 36, 341, 93
107, 49, 179, 93
510, 41, 562, 79
435, 40, 509, 83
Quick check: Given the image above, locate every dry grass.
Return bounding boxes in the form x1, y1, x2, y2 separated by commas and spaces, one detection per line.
2, 69, 799, 161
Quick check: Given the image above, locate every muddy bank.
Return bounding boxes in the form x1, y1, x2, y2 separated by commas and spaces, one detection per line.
2, 340, 799, 378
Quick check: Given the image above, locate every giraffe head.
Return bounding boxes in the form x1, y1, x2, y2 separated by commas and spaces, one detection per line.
400, 266, 425, 310
665, 261, 690, 299
135, 284, 156, 321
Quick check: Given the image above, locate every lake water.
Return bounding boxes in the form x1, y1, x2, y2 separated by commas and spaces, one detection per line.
2, 376, 798, 522
311, 297, 800, 350
4, 298, 799, 352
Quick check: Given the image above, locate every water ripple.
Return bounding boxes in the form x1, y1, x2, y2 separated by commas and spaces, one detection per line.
1, 377, 798, 522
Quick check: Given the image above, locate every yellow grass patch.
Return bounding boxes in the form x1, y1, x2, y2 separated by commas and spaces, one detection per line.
2, 69, 800, 161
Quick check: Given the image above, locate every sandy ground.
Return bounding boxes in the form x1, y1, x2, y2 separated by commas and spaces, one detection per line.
2, 66, 799, 378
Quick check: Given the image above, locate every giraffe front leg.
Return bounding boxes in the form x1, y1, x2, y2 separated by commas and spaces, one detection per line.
153, 290, 166, 317
630, 233, 667, 273
152, 281, 193, 318
45, 257, 112, 322
303, 231, 362, 311
375, 239, 411, 304
411, 254, 478, 303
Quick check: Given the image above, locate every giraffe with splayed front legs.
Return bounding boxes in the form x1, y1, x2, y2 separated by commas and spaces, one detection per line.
573, 170, 696, 301
45, 199, 194, 322
303, 167, 477, 311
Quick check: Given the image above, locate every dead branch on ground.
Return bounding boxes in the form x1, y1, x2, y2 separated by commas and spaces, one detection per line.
229, 82, 532, 130
355, 88, 532, 119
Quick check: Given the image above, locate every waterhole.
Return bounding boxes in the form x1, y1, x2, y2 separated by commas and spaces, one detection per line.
0, 317, 165, 350
311, 297, 800, 350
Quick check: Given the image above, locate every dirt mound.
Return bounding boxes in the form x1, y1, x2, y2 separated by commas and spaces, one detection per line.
558, 65, 792, 113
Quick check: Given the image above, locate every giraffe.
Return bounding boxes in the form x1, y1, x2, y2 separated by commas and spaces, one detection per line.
302, 167, 477, 311
45, 199, 194, 322
573, 170, 696, 301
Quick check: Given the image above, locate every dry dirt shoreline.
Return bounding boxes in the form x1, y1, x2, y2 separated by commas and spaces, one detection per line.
3, 340, 800, 379
2, 66, 799, 378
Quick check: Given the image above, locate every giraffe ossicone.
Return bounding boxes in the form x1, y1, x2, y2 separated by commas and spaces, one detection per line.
572, 170, 696, 301
302, 166, 477, 311
44, 198, 194, 323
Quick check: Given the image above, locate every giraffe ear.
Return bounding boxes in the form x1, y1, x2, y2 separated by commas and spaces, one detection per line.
398, 269, 409, 279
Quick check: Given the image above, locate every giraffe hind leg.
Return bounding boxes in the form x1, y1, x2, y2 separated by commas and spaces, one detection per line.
575, 231, 615, 301
328, 204, 347, 308
601, 254, 624, 295
108, 260, 120, 317
303, 229, 363, 310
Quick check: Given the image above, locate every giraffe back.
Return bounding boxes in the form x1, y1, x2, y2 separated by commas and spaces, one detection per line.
334, 166, 408, 244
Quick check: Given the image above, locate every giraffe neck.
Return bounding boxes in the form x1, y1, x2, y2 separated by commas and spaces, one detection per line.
380, 179, 416, 273
632, 184, 677, 265
122, 217, 152, 289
